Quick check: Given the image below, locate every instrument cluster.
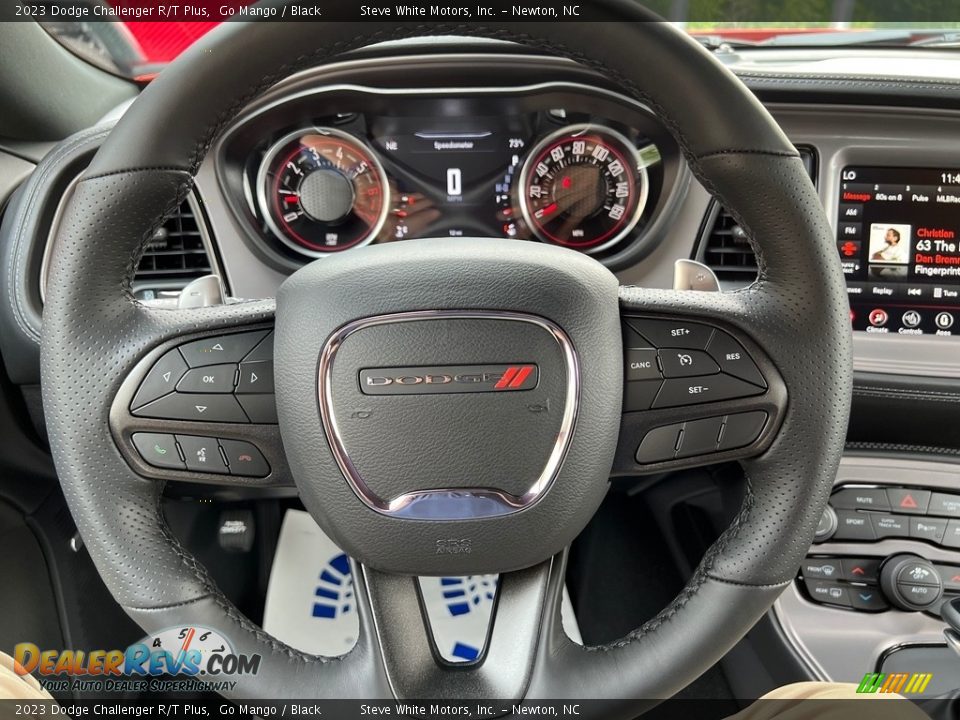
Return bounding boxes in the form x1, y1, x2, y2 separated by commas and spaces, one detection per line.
216, 85, 682, 269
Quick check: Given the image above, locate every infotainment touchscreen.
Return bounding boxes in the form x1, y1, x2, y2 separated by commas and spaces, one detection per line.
838, 166, 960, 335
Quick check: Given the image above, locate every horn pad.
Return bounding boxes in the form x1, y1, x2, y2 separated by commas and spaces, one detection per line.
275, 238, 622, 575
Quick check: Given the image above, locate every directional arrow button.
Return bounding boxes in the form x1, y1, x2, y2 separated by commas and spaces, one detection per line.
237, 360, 274, 394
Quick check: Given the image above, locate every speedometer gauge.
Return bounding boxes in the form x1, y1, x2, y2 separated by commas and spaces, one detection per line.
256, 128, 389, 257
518, 124, 648, 253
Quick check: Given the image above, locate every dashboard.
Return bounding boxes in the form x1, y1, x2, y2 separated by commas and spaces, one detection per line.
214, 79, 682, 270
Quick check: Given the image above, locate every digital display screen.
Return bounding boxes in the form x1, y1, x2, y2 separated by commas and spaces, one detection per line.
838, 166, 960, 336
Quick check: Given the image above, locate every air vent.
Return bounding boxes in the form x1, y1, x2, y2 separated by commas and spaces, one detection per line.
134, 198, 211, 284
698, 147, 817, 285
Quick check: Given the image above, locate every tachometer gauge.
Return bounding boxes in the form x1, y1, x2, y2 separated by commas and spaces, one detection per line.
518, 124, 648, 253
256, 128, 389, 257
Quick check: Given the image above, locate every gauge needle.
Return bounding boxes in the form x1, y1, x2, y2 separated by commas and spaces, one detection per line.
283, 195, 300, 205
536, 202, 559, 219
180, 627, 196, 654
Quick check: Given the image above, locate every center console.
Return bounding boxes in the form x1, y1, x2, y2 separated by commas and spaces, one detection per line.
775, 455, 960, 692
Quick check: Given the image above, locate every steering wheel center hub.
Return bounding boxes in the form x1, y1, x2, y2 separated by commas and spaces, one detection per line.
273, 237, 622, 575
317, 311, 578, 520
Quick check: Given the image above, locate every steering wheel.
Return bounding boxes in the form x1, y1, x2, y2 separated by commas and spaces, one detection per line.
40, 8, 852, 713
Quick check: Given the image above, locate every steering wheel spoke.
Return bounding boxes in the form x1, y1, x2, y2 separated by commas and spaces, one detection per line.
357, 556, 562, 702
614, 289, 787, 474
109, 316, 291, 487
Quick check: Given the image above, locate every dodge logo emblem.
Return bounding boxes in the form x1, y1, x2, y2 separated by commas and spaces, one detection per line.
359, 364, 539, 395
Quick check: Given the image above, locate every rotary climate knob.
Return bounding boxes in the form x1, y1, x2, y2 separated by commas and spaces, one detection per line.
880, 554, 943, 612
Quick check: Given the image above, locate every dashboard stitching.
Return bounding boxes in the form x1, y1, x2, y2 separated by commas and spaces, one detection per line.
84, 165, 191, 181
8, 126, 113, 345
738, 72, 960, 92
854, 386, 960, 403
846, 441, 960, 455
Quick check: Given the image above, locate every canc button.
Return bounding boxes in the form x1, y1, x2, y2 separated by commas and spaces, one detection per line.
625, 349, 660, 381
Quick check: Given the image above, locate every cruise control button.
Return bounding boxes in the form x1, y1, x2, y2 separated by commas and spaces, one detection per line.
705, 332, 767, 388
804, 579, 851, 607
131, 350, 188, 410
237, 394, 278, 424
132, 433, 184, 470
675, 416, 723, 458
652, 374, 764, 409
802, 558, 842, 580
942, 520, 960, 549
718, 411, 767, 450
635, 424, 682, 464
658, 349, 719, 379
850, 588, 889, 612
219, 439, 270, 478
624, 318, 714, 350
623, 381, 662, 412
830, 488, 890, 513
176, 435, 229, 474
133, 393, 248, 423
833, 511, 876, 541
176, 364, 237, 394
886, 489, 931, 515
841, 558, 881, 583
179, 331, 270, 368
625, 350, 660, 382
871, 514, 910, 539
911, 517, 948, 544
929, 492, 960, 518
237, 360, 275, 394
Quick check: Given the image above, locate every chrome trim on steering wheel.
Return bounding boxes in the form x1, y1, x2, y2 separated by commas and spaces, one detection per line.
317, 310, 580, 520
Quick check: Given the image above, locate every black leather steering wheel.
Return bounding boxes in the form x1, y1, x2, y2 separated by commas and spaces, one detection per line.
40, 8, 852, 714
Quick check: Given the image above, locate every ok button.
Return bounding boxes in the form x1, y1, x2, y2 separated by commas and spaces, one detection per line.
176, 363, 238, 393
625, 349, 661, 381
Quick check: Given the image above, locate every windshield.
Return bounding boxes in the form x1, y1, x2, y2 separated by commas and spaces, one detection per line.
39, 2, 960, 82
